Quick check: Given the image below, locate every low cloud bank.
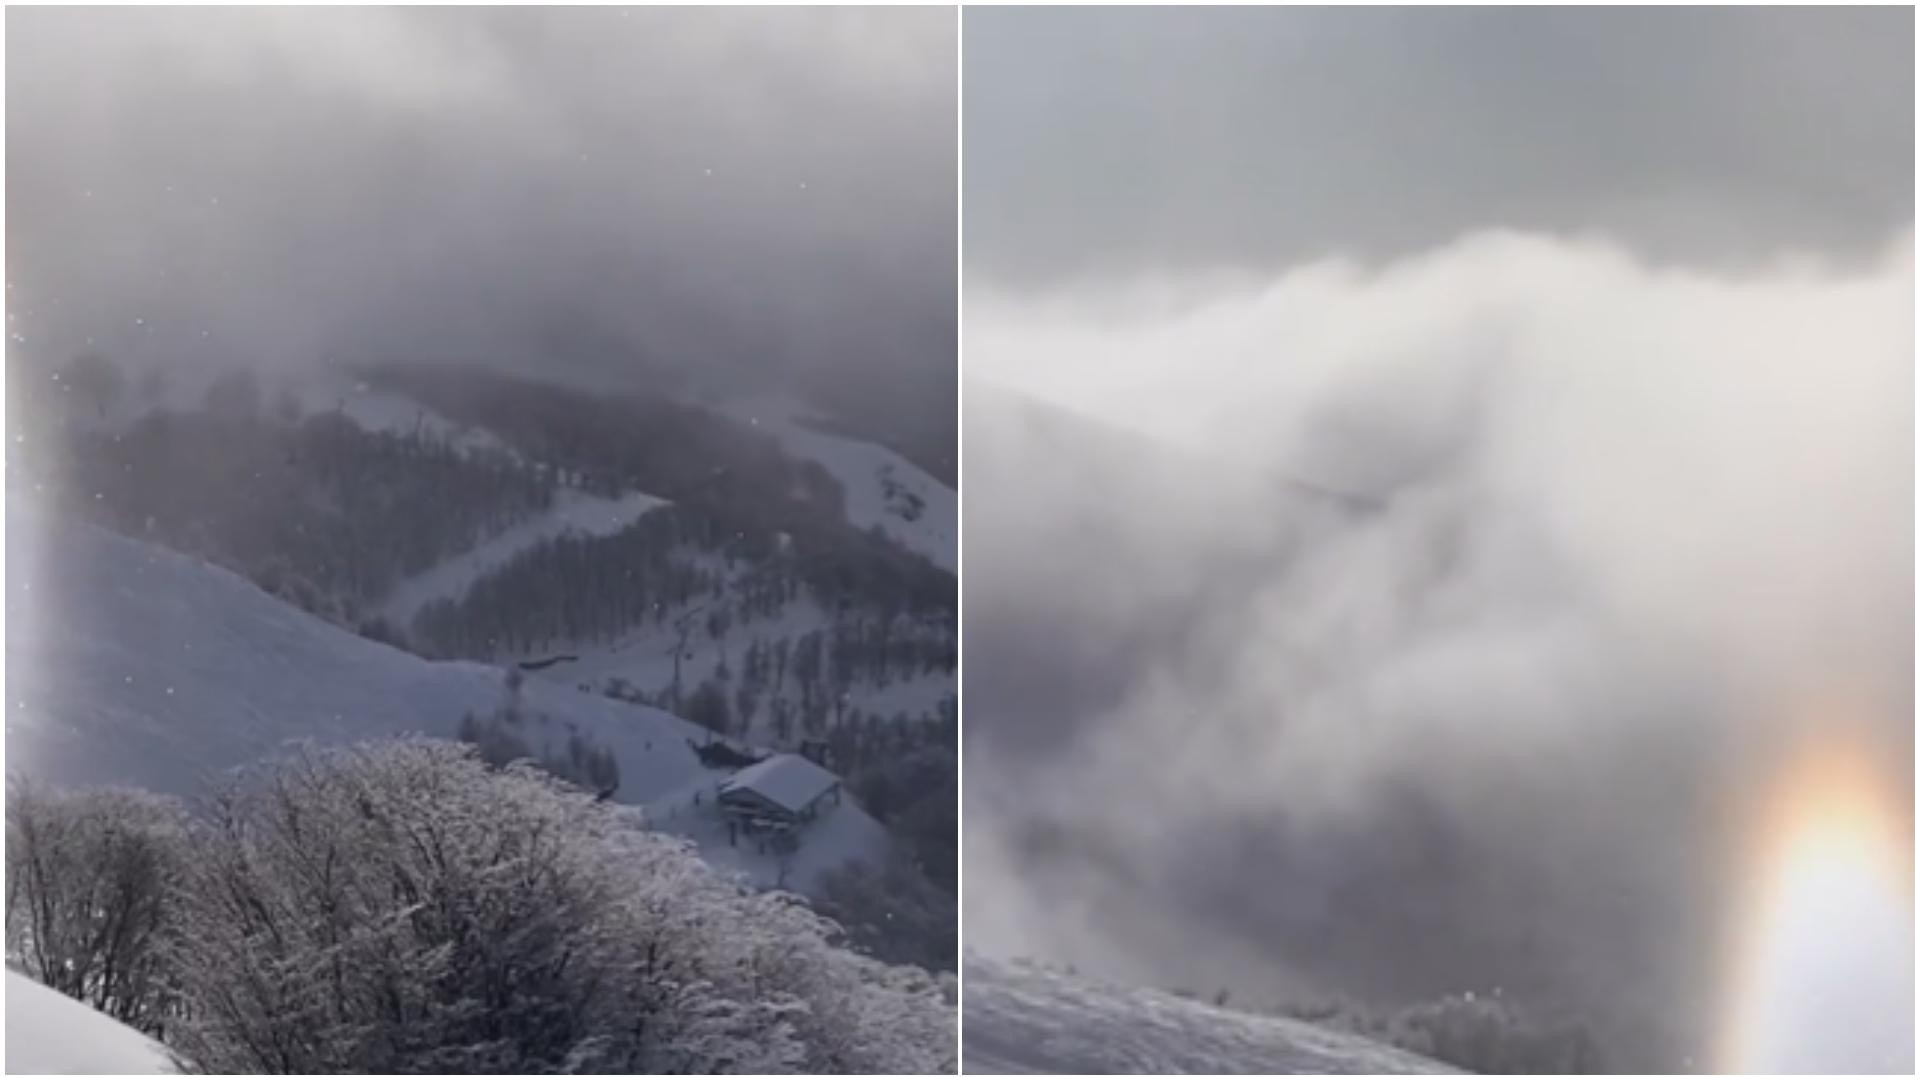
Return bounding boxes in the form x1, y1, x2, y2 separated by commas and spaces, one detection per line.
963, 228, 1915, 1067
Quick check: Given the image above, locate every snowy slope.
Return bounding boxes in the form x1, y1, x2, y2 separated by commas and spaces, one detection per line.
303, 372, 519, 459
6, 495, 700, 803
314, 383, 955, 728
5, 971, 176, 1074
963, 956, 1459, 1075
380, 487, 668, 626
726, 397, 956, 572
4, 498, 885, 893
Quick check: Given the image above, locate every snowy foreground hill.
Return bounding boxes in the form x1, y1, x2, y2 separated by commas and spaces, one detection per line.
962, 956, 1459, 1075
5, 495, 884, 892
5, 971, 175, 1074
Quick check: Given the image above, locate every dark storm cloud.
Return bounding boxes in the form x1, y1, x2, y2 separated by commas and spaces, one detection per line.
965, 6, 1915, 287
6, 6, 954, 411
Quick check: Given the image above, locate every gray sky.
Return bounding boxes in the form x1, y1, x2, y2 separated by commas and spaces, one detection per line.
966, 6, 1915, 289
7, 7, 955, 424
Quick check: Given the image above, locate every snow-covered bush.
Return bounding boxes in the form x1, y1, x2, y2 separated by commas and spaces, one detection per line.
5, 780, 190, 1035
162, 738, 955, 1074
1270, 984, 1604, 1073
1385, 992, 1601, 1073
617, 836, 957, 1074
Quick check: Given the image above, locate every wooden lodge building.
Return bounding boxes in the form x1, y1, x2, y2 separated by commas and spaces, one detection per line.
716, 752, 843, 835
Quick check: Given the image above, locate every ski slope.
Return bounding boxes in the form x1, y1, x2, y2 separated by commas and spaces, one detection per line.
726, 397, 956, 572
962, 956, 1459, 1075
5, 971, 176, 1074
380, 487, 668, 626
4, 497, 885, 893
307, 382, 955, 726
332, 378, 958, 577
323, 384, 955, 729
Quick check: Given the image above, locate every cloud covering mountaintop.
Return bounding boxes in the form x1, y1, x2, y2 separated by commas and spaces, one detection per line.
8, 7, 955, 424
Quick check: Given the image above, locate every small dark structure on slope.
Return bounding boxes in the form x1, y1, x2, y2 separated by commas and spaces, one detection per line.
690, 738, 762, 770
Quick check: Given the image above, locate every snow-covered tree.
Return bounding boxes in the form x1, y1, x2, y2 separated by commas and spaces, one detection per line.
162, 738, 955, 1073
5, 780, 190, 1035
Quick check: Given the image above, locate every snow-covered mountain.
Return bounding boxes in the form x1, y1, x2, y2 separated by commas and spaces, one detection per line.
6, 350, 953, 909
5, 971, 176, 1075
962, 956, 1459, 1075
4, 494, 885, 893
725, 395, 956, 573
312, 376, 958, 739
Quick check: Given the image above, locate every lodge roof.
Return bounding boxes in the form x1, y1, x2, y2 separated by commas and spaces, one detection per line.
718, 753, 840, 815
